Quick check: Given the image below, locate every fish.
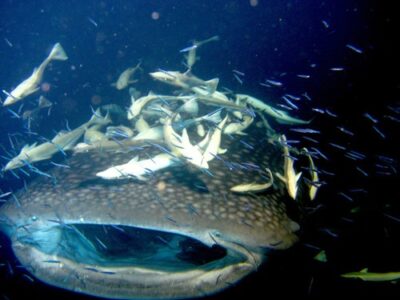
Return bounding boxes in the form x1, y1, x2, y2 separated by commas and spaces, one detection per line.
96, 153, 178, 180
163, 113, 209, 168
341, 268, 400, 282
135, 116, 150, 133
184, 47, 197, 71
164, 112, 228, 169
230, 168, 274, 193
22, 95, 53, 128
223, 114, 254, 135
183, 36, 219, 71
105, 125, 134, 139
84, 126, 108, 144
0, 127, 299, 299
275, 135, 302, 200
127, 92, 189, 120
3, 109, 110, 171
149, 70, 219, 93
179, 44, 198, 53
265, 79, 283, 87
3, 43, 68, 106
38, 95, 53, 109
346, 44, 363, 54
302, 147, 320, 200
112, 61, 142, 90
236, 94, 310, 125
180, 36, 219, 54
132, 126, 164, 141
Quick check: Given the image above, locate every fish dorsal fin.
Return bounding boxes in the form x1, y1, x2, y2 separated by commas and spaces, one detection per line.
218, 147, 227, 154
360, 268, 368, 273
20, 143, 37, 154
205, 78, 219, 94
295, 171, 302, 182
53, 130, 68, 138
197, 131, 210, 149
181, 128, 192, 147
128, 156, 139, 164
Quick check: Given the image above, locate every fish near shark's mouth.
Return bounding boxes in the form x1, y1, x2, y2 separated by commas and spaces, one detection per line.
11, 221, 263, 299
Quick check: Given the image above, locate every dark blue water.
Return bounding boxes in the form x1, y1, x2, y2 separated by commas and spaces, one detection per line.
0, 0, 399, 299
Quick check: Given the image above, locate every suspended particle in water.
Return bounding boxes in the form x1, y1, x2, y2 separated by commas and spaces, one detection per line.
91, 94, 102, 106
151, 11, 160, 20
41, 82, 51, 92
249, 0, 258, 7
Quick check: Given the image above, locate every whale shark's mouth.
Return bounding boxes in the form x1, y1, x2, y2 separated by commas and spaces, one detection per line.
28, 223, 231, 270
12, 222, 261, 299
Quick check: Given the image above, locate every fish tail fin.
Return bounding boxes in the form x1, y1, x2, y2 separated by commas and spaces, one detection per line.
128, 156, 139, 164
135, 60, 143, 71
203, 110, 222, 124
205, 78, 219, 94
48, 43, 68, 61
86, 109, 111, 128
295, 172, 302, 183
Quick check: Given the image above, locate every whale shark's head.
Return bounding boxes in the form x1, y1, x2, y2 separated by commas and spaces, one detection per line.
0, 130, 299, 299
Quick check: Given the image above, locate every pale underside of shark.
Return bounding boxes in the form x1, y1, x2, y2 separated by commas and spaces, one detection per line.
0, 128, 299, 299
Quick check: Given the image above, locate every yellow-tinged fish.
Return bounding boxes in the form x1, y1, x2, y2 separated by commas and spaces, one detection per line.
149, 70, 219, 93
223, 114, 254, 135
3, 109, 110, 171
135, 116, 150, 133
302, 147, 320, 200
163, 113, 227, 169
185, 47, 197, 71
236, 94, 310, 125
192, 85, 230, 103
163, 113, 208, 168
127, 92, 189, 120
230, 168, 274, 193
182, 36, 219, 71
96, 153, 177, 181
276, 135, 302, 200
181, 97, 199, 115
84, 126, 108, 144
105, 126, 134, 139
201, 115, 228, 163
341, 268, 400, 282
112, 61, 142, 90
131, 126, 164, 141
3, 43, 68, 106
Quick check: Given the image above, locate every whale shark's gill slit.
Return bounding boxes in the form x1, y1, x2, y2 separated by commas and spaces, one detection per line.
33, 224, 228, 272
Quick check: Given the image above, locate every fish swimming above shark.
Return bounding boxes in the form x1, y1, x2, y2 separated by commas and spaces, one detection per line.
0, 125, 299, 299
149, 70, 219, 93
112, 61, 142, 90
3, 43, 68, 106
275, 135, 302, 200
181, 35, 220, 72
3, 109, 111, 171
236, 94, 310, 125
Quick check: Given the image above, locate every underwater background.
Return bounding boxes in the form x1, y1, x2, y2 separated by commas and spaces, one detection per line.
0, 0, 399, 299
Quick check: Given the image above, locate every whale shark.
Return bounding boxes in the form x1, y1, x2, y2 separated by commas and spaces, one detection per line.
0, 128, 299, 299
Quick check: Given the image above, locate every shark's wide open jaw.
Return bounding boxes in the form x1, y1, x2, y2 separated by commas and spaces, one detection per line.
0, 128, 299, 299
10, 222, 263, 299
